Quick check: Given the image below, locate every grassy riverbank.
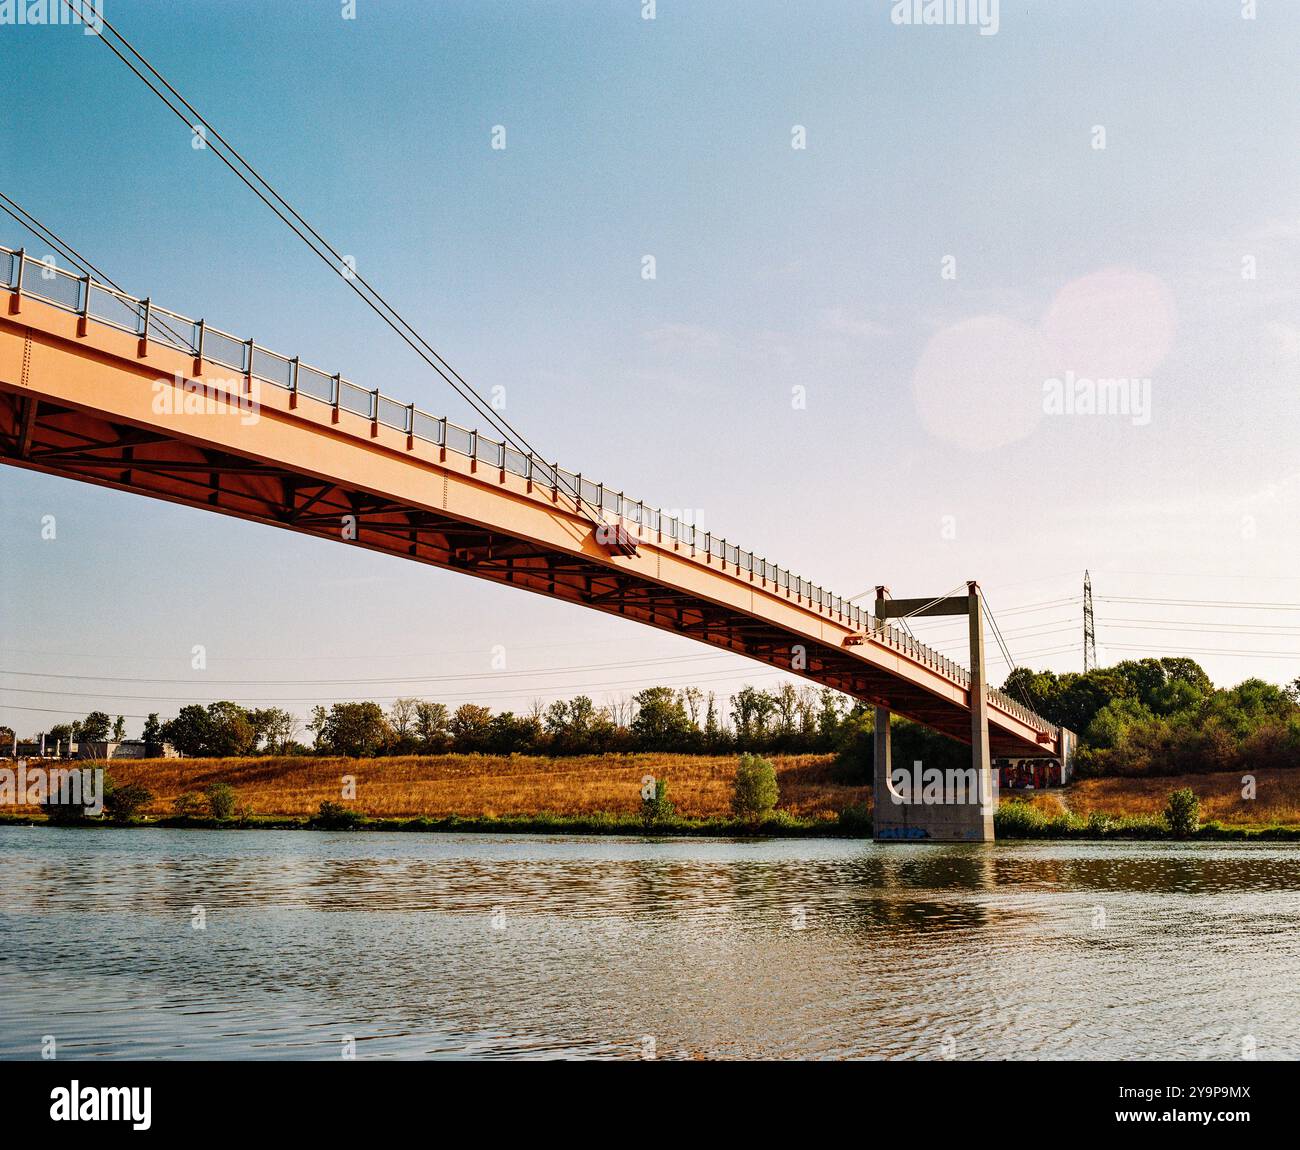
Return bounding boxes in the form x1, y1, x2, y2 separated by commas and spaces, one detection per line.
0, 809, 856, 837
4, 754, 1299, 839
4, 804, 1298, 840
58, 752, 866, 823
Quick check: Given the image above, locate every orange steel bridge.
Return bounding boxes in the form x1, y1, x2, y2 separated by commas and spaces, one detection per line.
0, 246, 1062, 758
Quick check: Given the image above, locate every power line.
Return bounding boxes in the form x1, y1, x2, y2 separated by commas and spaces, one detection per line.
905, 598, 1082, 633
923, 619, 1078, 647
1101, 621, 1300, 636
1100, 645, 1300, 661
979, 591, 1040, 712
0, 651, 736, 687
0, 662, 796, 707
1099, 596, 1300, 611
1006, 644, 1078, 660
0, 636, 707, 664
1100, 569, 1300, 583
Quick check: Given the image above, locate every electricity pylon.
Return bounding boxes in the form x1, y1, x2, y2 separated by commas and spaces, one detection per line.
1083, 570, 1097, 672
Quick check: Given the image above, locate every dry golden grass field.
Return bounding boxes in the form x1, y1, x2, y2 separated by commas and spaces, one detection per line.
12, 755, 1300, 828
1058, 768, 1300, 827
84, 752, 866, 822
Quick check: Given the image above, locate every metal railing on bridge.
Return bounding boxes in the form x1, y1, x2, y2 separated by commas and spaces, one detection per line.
0, 244, 1053, 737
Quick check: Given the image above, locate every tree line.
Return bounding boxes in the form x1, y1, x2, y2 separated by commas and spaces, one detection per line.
11, 657, 1299, 777
1003, 658, 1300, 776
22, 683, 857, 760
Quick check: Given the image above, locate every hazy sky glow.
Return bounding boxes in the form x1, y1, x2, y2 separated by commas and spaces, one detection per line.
2, 0, 1298, 738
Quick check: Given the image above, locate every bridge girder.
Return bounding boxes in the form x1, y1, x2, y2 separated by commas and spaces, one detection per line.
0, 296, 1058, 757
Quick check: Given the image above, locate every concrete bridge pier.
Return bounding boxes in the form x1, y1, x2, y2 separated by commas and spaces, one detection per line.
872, 582, 995, 843
870, 709, 996, 843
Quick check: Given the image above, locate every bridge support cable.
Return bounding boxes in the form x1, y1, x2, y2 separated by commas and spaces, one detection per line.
980, 592, 1040, 714
65, 1, 601, 529
896, 581, 970, 638
0, 192, 193, 352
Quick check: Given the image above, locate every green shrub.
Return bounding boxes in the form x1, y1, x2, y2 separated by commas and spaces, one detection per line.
994, 799, 1051, 838
732, 753, 778, 819
204, 783, 237, 821
41, 797, 90, 825
314, 800, 362, 831
172, 791, 205, 818
1164, 787, 1200, 837
640, 776, 674, 828
105, 783, 152, 821
837, 802, 872, 835
1086, 809, 1115, 835
831, 713, 874, 784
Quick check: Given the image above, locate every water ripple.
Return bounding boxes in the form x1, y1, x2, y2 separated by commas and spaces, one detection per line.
1, 829, 1298, 1059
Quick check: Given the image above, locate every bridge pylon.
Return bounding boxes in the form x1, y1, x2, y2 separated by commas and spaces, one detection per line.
871, 582, 995, 843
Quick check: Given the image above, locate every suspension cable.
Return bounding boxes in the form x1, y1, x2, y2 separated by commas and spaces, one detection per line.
66, 1, 599, 526
900, 581, 969, 620
981, 592, 1038, 711
0, 192, 192, 349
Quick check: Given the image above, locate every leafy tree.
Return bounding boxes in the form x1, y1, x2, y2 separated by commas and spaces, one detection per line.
105, 783, 152, 821
630, 686, 694, 750
1055, 670, 1136, 733
816, 688, 846, 749
314, 702, 392, 757
162, 704, 211, 757
173, 791, 205, 817
314, 800, 362, 830
204, 783, 237, 820
78, 711, 112, 743
251, 707, 297, 755
204, 702, 256, 757
730, 686, 776, 746
449, 704, 493, 753
142, 713, 163, 757
1205, 678, 1292, 738
1001, 667, 1062, 720
773, 683, 799, 739
796, 685, 820, 740
566, 695, 597, 746
731, 753, 778, 819
1085, 697, 1156, 750
640, 776, 674, 829
1147, 677, 1205, 717
111, 715, 126, 742
1159, 658, 1213, 695
678, 686, 704, 729
389, 698, 420, 750
703, 692, 724, 750
1164, 788, 1200, 837
414, 701, 451, 752
542, 695, 609, 753
494, 711, 542, 753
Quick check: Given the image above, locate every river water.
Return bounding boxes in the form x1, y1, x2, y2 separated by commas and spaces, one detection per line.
1, 827, 1297, 1060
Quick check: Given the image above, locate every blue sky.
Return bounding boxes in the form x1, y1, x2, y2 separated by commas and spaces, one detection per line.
2, 0, 1298, 737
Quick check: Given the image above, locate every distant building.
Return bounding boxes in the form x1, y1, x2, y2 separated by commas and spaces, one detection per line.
996, 757, 1068, 790
2, 737, 177, 760
76, 740, 179, 760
